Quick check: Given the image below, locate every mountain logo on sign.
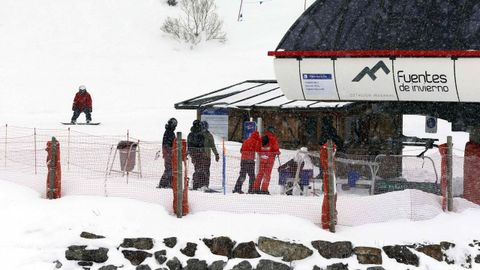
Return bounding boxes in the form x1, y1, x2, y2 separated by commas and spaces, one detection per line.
352, 61, 390, 82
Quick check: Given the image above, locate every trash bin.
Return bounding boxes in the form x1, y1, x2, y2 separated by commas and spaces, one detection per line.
117, 141, 138, 172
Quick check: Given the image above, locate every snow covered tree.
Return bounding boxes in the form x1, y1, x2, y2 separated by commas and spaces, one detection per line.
161, 0, 226, 45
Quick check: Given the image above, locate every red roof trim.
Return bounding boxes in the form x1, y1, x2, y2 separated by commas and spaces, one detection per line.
267, 50, 480, 57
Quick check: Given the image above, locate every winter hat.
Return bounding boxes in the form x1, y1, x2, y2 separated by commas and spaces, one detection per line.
192, 120, 201, 127
166, 118, 177, 129
79, 85, 87, 91
201, 121, 209, 130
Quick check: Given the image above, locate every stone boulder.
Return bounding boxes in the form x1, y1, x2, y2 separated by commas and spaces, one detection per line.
185, 258, 208, 270
65, 245, 109, 263
256, 259, 291, 270
232, 241, 261, 259
120, 238, 154, 250
154, 250, 167, 265
136, 265, 151, 270
166, 257, 183, 270
231, 260, 253, 270
311, 241, 353, 259
121, 250, 152, 266
163, 237, 177, 248
209, 260, 226, 270
258, 237, 313, 262
326, 263, 348, 270
353, 246, 382, 264
98, 266, 118, 270
441, 241, 456, 264
415, 244, 443, 261
78, 261, 93, 267
366, 267, 385, 270
80, 232, 105, 239
180, 242, 197, 257
203, 236, 236, 258
382, 245, 419, 266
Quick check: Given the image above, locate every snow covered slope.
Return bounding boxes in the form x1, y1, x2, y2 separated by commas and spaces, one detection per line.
0, 0, 310, 139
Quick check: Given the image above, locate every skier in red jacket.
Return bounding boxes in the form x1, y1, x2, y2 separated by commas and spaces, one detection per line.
71, 85, 93, 124
252, 127, 280, 194
233, 131, 261, 194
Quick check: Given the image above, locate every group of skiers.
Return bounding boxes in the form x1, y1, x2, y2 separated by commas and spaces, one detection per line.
157, 118, 220, 191
233, 127, 280, 194
157, 117, 281, 194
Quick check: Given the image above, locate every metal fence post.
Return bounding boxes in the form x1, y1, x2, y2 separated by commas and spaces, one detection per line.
4, 124, 7, 168
67, 127, 71, 171
447, 136, 453, 211
34, 128, 37, 175
48, 137, 57, 200
176, 132, 183, 218
256, 118, 263, 175
327, 139, 336, 233
222, 139, 226, 195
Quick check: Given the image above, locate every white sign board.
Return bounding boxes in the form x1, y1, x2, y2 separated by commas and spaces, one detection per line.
274, 58, 303, 100
299, 58, 338, 100
273, 57, 480, 103
335, 58, 397, 100
454, 59, 480, 102
394, 58, 458, 102
201, 108, 228, 139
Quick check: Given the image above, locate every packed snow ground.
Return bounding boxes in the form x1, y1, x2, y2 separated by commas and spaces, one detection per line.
1, 180, 480, 270
1, 0, 480, 269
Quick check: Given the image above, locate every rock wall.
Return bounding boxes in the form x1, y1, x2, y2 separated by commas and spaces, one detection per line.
58, 232, 480, 270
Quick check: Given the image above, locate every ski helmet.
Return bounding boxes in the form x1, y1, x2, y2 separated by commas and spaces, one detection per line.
167, 118, 177, 128
192, 120, 201, 127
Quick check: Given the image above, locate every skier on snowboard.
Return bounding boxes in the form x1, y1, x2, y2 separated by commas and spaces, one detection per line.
71, 85, 93, 124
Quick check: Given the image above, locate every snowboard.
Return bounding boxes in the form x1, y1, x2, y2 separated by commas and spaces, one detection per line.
61, 122, 101, 125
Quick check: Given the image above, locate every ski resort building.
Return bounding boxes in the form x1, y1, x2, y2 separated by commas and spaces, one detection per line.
177, 0, 480, 203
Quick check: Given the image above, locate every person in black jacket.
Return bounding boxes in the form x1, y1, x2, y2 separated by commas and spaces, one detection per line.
319, 116, 344, 151
187, 120, 206, 190
156, 118, 177, 188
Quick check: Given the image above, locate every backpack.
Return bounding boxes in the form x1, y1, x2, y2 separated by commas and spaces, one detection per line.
188, 132, 204, 149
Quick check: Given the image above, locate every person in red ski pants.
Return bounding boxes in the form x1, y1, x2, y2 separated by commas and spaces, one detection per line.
252, 130, 280, 194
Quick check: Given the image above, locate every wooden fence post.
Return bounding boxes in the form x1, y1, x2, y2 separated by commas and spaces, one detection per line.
447, 136, 453, 211
176, 132, 183, 218
327, 139, 336, 233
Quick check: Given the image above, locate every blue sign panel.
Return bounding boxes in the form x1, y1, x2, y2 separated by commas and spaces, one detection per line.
302, 73, 333, 80
243, 121, 257, 140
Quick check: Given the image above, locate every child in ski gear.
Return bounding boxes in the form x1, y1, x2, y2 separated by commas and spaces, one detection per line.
233, 131, 260, 194
187, 120, 206, 190
157, 118, 177, 188
278, 147, 313, 195
252, 131, 280, 194
200, 121, 219, 189
71, 85, 93, 124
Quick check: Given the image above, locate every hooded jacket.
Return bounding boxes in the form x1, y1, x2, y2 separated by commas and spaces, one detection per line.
240, 131, 260, 160
73, 91, 92, 111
